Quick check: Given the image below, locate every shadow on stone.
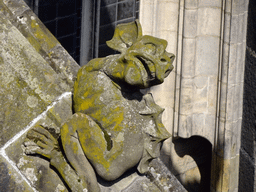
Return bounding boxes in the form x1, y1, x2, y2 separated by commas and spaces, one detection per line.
173, 136, 212, 192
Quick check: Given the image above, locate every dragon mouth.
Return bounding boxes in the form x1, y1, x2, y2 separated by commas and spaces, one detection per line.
136, 56, 156, 82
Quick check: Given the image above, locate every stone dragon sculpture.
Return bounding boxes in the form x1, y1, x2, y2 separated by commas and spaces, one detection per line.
24, 20, 175, 191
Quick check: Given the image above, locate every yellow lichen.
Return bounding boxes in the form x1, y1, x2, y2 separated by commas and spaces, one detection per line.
30, 18, 56, 51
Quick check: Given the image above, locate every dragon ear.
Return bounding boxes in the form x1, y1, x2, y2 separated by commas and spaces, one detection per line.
106, 19, 142, 53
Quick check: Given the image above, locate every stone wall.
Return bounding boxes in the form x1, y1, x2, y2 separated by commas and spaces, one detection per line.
140, 0, 249, 191
239, 0, 256, 191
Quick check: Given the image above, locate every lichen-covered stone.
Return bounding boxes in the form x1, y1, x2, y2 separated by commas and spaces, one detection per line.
22, 19, 175, 192
0, 10, 75, 147
0, 1, 185, 191
0, 155, 34, 192
4, 93, 72, 192
148, 158, 187, 192
0, 0, 79, 88
0, 0, 79, 191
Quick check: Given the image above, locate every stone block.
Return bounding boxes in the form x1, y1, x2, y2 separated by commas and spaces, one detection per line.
232, 0, 242, 15
197, 7, 221, 37
237, 84, 244, 118
211, 153, 239, 192
0, 1, 81, 190
224, 0, 232, 13
228, 44, 238, 86
179, 86, 193, 115
114, 174, 160, 192
178, 114, 193, 138
184, 0, 197, 9
215, 122, 225, 157
148, 158, 187, 191
193, 76, 208, 111
234, 119, 242, 155
0, 10, 80, 151
242, 11, 248, 42
183, 9, 197, 38
236, 43, 246, 84
231, 88, 240, 121
220, 43, 230, 83
157, 1, 179, 32
244, 0, 250, 12
177, 166, 201, 192
139, 1, 154, 34
161, 107, 174, 132
230, 15, 239, 44
181, 77, 194, 88
195, 36, 220, 76
0, 66, 46, 147
225, 86, 235, 123
223, 13, 231, 44
0, 14, 70, 101
238, 13, 246, 43
204, 114, 216, 142
154, 30, 177, 54
0, 0, 79, 87
191, 113, 206, 135
181, 38, 196, 77
207, 76, 218, 114
198, 0, 222, 8
218, 86, 228, 119
0, 155, 34, 192
3, 93, 72, 192
222, 122, 235, 158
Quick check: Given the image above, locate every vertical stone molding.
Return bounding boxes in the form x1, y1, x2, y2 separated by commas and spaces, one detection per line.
212, 0, 248, 191
140, 0, 248, 191
139, 0, 179, 131
139, 0, 180, 166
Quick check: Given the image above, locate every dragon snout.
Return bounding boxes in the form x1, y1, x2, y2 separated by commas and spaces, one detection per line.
157, 52, 175, 80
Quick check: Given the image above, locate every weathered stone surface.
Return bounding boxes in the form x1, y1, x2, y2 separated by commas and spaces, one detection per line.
239, 0, 256, 188
20, 19, 178, 191
0, 0, 79, 87
121, 176, 160, 192
140, 0, 248, 191
4, 93, 72, 192
0, 45, 183, 192
148, 158, 187, 191
0, 1, 186, 191
0, 155, 34, 192
0, 13, 58, 147
98, 158, 187, 192
0, 0, 79, 149
0, 0, 79, 191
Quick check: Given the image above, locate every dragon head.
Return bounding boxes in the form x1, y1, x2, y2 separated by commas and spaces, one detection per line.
106, 20, 175, 88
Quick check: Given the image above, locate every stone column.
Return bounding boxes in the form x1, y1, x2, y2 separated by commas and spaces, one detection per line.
140, 0, 248, 191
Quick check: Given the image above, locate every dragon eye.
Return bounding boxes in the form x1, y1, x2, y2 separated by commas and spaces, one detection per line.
145, 43, 156, 55
161, 58, 166, 62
